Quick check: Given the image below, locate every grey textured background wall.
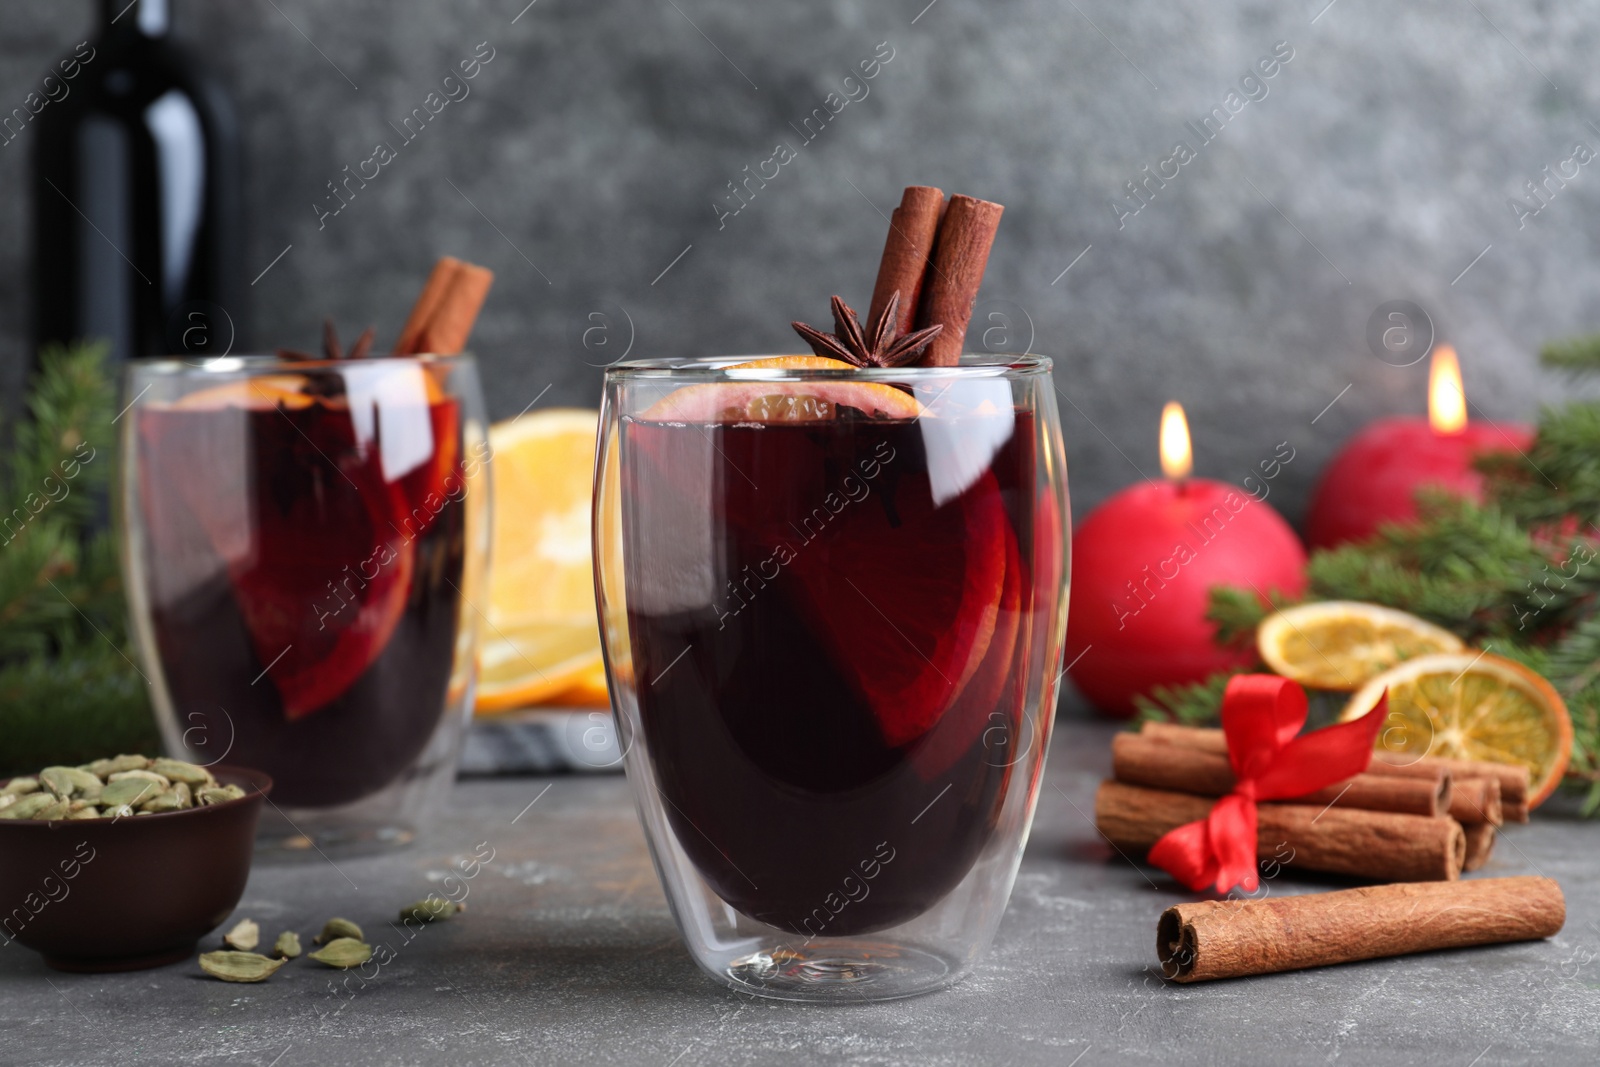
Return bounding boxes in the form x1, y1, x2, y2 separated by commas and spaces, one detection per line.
2, 0, 1598, 524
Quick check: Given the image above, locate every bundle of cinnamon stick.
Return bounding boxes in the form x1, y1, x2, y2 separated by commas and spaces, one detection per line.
867, 186, 1004, 366
275, 255, 494, 362
1095, 721, 1530, 883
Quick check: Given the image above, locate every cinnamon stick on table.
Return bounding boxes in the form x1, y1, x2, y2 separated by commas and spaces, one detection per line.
866, 185, 945, 340
914, 194, 1004, 366
1111, 733, 1451, 818
1157, 876, 1563, 983
1462, 821, 1497, 872
1096, 780, 1465, 883
1139, 720, 1531, 822
1450, 777, 1503, 827
1369, 749, 1530, 817
1465, 825, 1497, 870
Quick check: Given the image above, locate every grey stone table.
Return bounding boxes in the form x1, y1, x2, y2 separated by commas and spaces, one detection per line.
5, 713, 1598, 1067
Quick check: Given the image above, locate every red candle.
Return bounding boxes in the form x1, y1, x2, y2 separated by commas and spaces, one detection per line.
1066, 403, 1307, 717
1306, 346, 1534, 549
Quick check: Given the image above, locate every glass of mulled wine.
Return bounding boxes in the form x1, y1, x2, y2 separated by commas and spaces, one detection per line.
595, 354, 1068, 1001
119, 355, 490, 854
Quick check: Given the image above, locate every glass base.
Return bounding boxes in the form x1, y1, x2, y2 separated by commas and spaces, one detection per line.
718, 940, 962, 1003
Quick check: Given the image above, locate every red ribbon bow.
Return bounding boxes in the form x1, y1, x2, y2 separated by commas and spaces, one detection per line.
1146, 674, 1388, 894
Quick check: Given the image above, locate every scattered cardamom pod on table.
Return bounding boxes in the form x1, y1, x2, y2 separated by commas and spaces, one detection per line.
273, 931, 302, 959
223, 918, 260, 952
309, 937, 373, 969
199, 951, 286, 983
314, 917, 364, 944
399, 898, 465, 923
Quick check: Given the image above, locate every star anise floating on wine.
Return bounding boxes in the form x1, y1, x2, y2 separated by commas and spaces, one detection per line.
791, 291, 943, 369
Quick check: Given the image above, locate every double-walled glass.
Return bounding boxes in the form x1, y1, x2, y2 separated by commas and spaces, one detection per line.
595, 355, 1069, 1001
119, 355, 490, 854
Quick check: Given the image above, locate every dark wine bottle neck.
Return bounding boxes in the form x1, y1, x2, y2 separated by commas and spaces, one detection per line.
100, 0, 172, 38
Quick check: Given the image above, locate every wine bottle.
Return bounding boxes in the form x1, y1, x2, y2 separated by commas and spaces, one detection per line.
31, 0, 242, 365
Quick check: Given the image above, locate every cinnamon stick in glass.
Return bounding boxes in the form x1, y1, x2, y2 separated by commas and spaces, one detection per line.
1111, 733, 1450, 817
1157, 876, 1562, 983
395, 255, 495, 356
867, 185, 944, 340
1095, 780, 1465, 883
914, 194, 1003, 366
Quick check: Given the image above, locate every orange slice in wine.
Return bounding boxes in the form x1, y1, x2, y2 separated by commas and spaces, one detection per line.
141, 374, 423, 720
640, 356, 923, 423
787, 468, 1009, 749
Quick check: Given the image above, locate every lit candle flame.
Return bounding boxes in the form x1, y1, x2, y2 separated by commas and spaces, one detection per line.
1160, 401, 1193, 481
1429, 344, 1467, 435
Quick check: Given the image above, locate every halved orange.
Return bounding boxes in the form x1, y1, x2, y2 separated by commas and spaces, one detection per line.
1258, 601, 1464, 691
548, 661, 610, 708
476, 619, 603, 712
474, 409, 606, 714
1339, 652, 1573, 807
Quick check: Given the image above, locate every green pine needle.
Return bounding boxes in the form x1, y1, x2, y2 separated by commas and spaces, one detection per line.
0, 343, 156, 776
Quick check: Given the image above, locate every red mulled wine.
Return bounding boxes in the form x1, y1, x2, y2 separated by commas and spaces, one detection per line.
622, 405, 1037, 936
133, 372, 468, 807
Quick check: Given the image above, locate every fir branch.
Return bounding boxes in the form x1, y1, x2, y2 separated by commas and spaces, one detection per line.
1132, 671, 1235, 729
1539, 334, 1600, 375
1303, 493, 1599, 642
0, 649, 157, 776
0, 343, 156, 773
1481, 401, 1600, 529
1207, 585, 1295, 649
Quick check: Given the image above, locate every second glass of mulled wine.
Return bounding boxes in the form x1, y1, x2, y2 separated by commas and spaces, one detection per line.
119, 355, 490, 854
596, 354, 1068, 1001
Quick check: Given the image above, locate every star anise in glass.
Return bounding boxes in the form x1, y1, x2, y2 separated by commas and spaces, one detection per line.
791, 291, 942, 368
276, 318, 377, 362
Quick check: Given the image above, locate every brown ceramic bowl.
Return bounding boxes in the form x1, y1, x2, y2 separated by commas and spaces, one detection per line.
0, 765, 270, 972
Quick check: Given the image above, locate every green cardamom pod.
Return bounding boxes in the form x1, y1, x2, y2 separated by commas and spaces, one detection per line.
108, 769, 170, 789
0, 793, 54, 819
199, 951, 286, 983
223, 918, 260, 952
308, 937, 372, 969
33, 799, 70, 821
150, 758, 214, 787
104, 754, 151, 775
40, 768, 78, 799
69, 807, 100, 819
196, 784, 246, 806
273, 931, 302, 959
315, 917, 363, 944
140, 790, 183, 814
100, 778, 160, 809
399, 897, 464, 923
2, 777, 40, 796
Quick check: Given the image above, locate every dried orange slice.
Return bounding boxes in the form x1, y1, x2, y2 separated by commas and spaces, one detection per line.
1258, 601, 1464, 691
1340, 652, 1572, 807
640, 356, 922, 423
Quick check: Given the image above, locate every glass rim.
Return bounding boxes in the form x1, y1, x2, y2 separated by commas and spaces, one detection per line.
124, 353, 475, 379
602, 353, 1052, 382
